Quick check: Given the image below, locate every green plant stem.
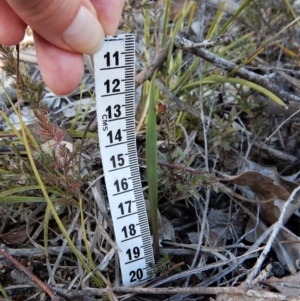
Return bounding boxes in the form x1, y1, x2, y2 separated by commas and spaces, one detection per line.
146, 75, 159, 260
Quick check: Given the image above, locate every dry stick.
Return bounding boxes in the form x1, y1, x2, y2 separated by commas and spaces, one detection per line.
0, 247, 59, 301
50, 283, 296, 300
0, 244, 85, 257
244, 186, 300, 287
135, 40, 171, 89
100, 286, 245, 296
50, 285, 244, 297
174, 34, 300, 103
252, 141, 298, 162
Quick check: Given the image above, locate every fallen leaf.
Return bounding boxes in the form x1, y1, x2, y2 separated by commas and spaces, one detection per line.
222, 158, 300, 273
0, 223, 35, 244
223, 171, 290, 225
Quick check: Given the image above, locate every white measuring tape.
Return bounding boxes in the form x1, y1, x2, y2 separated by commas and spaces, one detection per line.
94, 34, 154, 286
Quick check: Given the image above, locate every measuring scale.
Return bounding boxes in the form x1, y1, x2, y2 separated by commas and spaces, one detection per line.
94, 34, 154, 286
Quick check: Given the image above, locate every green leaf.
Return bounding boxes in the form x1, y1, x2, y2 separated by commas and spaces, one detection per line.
146, 73, 159, 259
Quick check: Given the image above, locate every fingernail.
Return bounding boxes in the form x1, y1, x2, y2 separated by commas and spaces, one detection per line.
62, 6, 104, 54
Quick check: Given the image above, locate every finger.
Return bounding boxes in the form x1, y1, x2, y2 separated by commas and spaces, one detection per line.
34, 32, 84, 95
5, 0, 104, 54
0, 0, 27, 45
91, 0, 125, 34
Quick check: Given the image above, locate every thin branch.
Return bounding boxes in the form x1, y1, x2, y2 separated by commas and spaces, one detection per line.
0, 244, 84, 257
135, 40, 171, 89
50, 285, 245, 297
49, 284, 297, 301
0, 247, 59, 301
178, 34, 232, 49
174, 34, 300, 103
135, 35, 232, 90
253, 141, 298, 162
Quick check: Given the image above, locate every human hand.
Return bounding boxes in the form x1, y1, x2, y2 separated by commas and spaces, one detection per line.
0, 0, 125, 95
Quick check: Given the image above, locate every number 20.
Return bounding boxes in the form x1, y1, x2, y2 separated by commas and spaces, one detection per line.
130, 268, 143, 282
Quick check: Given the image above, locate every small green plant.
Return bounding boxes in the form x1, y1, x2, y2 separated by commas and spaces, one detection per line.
208, 114, 240, 153
149, 252, 182, 275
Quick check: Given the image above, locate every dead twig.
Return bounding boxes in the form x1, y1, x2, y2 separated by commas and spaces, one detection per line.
0, 247, 59, 301
50, 285, 245, 297
253, 141, 298, 162
178, 34, 233, 49
135, 35, 233, 90
49, 284, 299, 301
0, 244, 84, 257
135, 40, 171, 89
174, 34, 300, 103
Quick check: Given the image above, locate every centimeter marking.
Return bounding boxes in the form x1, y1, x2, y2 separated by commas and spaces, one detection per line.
94, 34, 154, 286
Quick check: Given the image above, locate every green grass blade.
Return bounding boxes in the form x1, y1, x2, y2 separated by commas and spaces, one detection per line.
143, 6, 151, 45
0, 196, 58, 203
44, 205, 51, 257
282, 0, 300, 26
165, 1, 195, 81
161, 0, 172, 47
79, 195, 95, 271
182, 76, 287, 108
0, 185, 64, 197
146, 74, 159, 259
206, 2, 225, 39
0, 282, 9, 300
219, 0, 253, 35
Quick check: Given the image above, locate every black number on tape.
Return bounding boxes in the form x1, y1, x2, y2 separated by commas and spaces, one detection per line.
129, 269, 143, 282
126, 246, 140, 261
104, 51, 119, 67
121, 224, 136, 238
118, 200, 132, 215
104, 79, 120, 94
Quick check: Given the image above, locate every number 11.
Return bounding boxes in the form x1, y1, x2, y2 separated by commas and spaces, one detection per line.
104, 51, 119, 67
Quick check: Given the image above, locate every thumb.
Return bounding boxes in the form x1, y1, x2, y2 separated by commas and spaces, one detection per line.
5, 0, 104, 54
